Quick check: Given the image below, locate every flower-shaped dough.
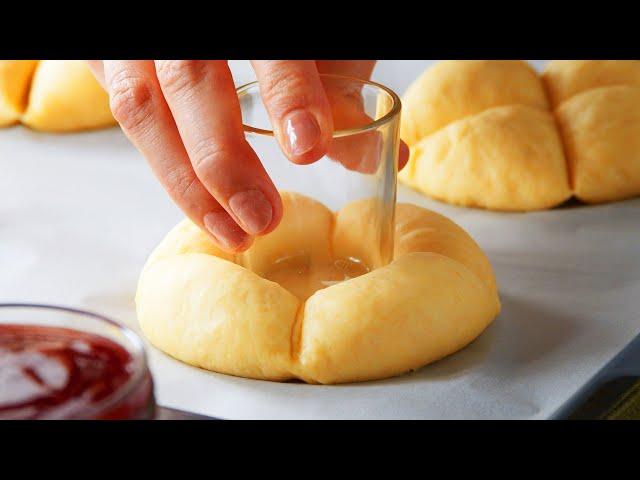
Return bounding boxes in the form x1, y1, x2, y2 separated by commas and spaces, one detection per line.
401, 60, 640, 210
136, 192, 500, 384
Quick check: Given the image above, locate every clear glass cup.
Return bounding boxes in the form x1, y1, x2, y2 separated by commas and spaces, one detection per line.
236, 74, 400, 299
0, 303, 155, 420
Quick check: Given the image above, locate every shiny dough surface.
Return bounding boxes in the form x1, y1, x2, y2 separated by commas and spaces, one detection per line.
136, 192, 500, 384
401, 60, 640, 209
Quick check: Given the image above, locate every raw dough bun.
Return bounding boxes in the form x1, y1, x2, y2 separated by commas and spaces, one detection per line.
399, 105, 571, 211
399, 60, 570, 211
21, 60, 115, 132
0, 61, 38, 126
543, 60, 640, 108
136, 192, 500, 384
401, 60, 549, 147
555, 85, 640, 203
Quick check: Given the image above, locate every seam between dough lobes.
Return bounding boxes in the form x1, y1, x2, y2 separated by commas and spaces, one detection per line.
402, 61, 549, 145
547, 77, 637, 197
289, 300, 305, 361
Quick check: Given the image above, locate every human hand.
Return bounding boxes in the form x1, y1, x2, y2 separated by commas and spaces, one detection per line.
88, 60, 408, 252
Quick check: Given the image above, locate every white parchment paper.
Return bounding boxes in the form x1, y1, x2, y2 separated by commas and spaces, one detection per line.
1, 61, 639, 419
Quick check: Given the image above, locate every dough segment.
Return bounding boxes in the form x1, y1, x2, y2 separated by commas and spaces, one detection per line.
22, 60, 115, 132
400, 105, 571, 211
136, 191, 500, 384
0, 60, 38, 126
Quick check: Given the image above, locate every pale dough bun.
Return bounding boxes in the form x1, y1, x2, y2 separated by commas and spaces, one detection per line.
0, 60, 38, 126
401, 60, 549, 147
399, 105, 572, 211
21, 60, 115, 132
543, 60, 640, 108
543, 60, 640, 203
399, 60, 571, 211
555, 85, 640, 203
136, 191, 500, 384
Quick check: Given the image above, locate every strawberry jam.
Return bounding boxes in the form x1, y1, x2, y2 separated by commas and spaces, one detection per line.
0, 324, 154, 419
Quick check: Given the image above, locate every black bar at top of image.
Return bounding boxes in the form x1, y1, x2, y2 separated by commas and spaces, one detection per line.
1, 10, 638, 59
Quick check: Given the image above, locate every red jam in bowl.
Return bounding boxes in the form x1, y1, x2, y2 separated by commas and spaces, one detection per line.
0, 325, 154, 419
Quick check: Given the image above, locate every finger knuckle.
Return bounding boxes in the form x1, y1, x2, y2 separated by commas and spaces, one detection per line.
260, 68, 310, 115
190, 137, 237, 174
109, 72, 154, 133
156, 60, 210, 98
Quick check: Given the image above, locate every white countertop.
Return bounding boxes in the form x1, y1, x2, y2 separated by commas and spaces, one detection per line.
1, 60, 638, 419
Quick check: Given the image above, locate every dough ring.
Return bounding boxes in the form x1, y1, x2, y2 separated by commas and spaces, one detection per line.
0, 60, 115, 132
136, 192, 500, 384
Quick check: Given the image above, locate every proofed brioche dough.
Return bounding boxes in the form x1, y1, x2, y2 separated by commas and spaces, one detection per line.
555, 86, 640, 203
543, 60, 640, 108
0, 60, 38, 126
400, 105, 571, 211
401, 59, 640, 209
136, 191, 500, 384
21, 60, 115, 132
401, 60, 549, 147
399, 60, 568, 211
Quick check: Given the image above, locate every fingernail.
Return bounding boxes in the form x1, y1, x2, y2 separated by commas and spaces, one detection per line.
203, 210, 250, 252
284, 109, 321, 156
228, 189, 273, 235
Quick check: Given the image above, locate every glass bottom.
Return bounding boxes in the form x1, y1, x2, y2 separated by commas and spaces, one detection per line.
263, 254, 370, 301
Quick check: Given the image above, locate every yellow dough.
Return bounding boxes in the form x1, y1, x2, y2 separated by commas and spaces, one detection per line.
542, 60, 640, 204
401, 60, 549, 147
0, 60, 38, 126
543, 60, 640, 108
555, 86, 640, 203
400, 105, 571, 211
401, 59, 640, 209
21, 60, 115, 132
136, 191, 500, 384
399, 60, 570, 211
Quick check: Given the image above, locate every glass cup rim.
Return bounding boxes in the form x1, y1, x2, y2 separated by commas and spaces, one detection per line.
0, 302, 149, 419
236, 73, 402, 139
